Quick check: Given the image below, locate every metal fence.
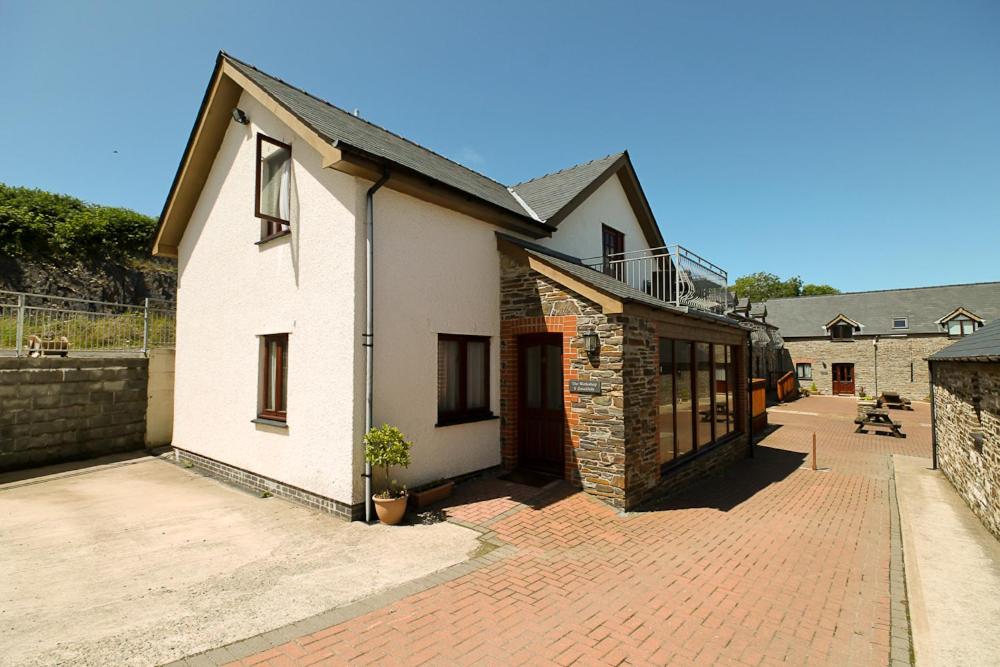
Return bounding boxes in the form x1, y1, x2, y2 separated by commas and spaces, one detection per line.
581, 244, 729, 313
0, 290, 175, 356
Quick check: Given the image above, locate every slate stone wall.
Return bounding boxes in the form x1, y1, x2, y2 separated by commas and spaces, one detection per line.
933, 360, 1000, 541
0, 357, 148, 471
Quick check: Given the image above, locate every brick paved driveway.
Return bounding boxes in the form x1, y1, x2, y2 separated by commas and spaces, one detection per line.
191, 396, 931, 666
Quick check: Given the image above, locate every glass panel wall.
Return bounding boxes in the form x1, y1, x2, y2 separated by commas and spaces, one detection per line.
658, 339, 676, 464
657, 338, 743, 469
695, 343, 712, 447
674, 341, 694, 458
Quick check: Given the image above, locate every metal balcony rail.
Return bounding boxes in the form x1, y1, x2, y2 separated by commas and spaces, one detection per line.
0, 290, 175, 357
581, 245, 729, 313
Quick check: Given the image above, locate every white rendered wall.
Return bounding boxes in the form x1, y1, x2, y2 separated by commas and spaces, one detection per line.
173, 91, 363, 506
370, 186, 508, 489
536, 174, 657, 260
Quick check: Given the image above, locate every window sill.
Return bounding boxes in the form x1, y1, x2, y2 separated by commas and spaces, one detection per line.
255, 229, 291, 246
252, 417, 288, 429
435, 413, 498, 428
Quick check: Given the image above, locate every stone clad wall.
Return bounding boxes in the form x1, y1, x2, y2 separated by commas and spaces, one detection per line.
500, 254, 630, 506
623, 316, 659, 507
0, 357, 149, 471
933, 360, 1000, 540
786, 335, 951, 400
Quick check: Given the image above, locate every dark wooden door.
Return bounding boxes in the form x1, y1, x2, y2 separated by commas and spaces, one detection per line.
518, 334, 565, 475
832, 363, 855, 395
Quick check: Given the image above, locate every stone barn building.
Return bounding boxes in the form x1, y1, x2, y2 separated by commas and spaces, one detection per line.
929, 319, 1000, 541
763, 282, 1000, 400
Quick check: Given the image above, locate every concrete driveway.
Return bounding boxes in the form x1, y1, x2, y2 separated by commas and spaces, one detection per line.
0, 455, 481, 667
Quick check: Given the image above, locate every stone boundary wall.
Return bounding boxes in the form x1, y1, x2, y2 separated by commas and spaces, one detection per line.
0, 357, 148, 471
173, 447, 363, 521
933, 360, 1000, 540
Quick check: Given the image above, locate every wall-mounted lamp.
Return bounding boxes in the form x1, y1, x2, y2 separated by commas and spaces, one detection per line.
972, 431, 984, 453
232, 108, 249, 125
582, 331, 600, 356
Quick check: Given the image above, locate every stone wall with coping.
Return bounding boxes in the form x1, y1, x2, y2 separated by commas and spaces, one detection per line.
932, 360, 1000, 541
786, 334, 952, 400
0, 357, 148, 471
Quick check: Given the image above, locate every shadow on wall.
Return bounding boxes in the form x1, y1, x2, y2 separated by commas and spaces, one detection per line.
635, 436, 806, 513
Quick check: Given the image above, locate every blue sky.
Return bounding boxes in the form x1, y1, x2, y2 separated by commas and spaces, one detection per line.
2, 1, 998, 292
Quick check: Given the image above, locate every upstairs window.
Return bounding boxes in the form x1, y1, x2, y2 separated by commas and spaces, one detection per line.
601, 224, 625, 278
892, 317, 908, 330
947, 316, 978, 337
256, 134, 292, 240
830, 323, 854, 340
437, 334, 491, 425
259, 333, 288, 422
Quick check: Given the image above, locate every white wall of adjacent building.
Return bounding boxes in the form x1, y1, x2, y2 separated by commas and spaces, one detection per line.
173, 91, 362, 507
536, 174, 657, 260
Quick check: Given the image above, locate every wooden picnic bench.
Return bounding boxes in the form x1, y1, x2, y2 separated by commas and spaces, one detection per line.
854, 407, 906, 438
879, 391, 913, 410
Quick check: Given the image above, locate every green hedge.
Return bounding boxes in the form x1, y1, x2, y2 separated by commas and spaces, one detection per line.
0, 183, 157, 261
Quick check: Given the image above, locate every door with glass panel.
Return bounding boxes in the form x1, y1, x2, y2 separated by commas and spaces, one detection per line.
832, 363, 855, 395
518, 334, 564, 475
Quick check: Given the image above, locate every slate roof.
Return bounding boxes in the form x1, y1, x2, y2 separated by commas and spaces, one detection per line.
497, 234, 742, 329
929, 318, 1000, 362
510, 153, 624, 221
763, 282, 1000, 338
225, 53, 630, 232
224, 54, 535, 219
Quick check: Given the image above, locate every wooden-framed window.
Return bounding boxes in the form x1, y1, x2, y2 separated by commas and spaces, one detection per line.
259, 333, 288, 421
946, 316, 978, 337
830, 323, 854, 340
255, 134, 292, 241
437, 334, 491, 425
796, 362, 812, 380
601, 224, 625, 277
657, 338, 742, 469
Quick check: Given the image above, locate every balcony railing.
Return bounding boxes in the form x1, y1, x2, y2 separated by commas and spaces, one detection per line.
581, 245, 729, 313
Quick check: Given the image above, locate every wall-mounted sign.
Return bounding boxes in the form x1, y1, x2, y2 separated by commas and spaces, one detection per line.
569, 379, 602, 395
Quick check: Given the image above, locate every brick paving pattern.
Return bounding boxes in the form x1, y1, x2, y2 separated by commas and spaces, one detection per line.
226, 396, 930, 666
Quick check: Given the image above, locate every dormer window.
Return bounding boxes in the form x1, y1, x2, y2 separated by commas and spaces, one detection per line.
830, 324, 854, 340
936, 307, 984, 338
256, 134, 292, 240
825, 314, 860, 341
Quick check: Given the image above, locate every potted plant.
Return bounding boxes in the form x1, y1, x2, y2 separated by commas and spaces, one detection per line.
364, 424, 412, 525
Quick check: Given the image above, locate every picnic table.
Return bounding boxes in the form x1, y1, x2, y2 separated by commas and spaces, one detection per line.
880, 391, 913, 410
854, 407, 906, 438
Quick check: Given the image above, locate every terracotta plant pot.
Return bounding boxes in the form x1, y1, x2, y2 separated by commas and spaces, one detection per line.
410, 481, 455, 509
372, 494, 408, 525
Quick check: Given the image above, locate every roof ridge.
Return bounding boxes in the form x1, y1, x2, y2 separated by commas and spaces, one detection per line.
220, 52, 516, 192
511, 152, 624, 188
765, 280, 1000, 302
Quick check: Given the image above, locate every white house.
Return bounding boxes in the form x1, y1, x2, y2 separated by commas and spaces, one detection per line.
154, 52, 751, 520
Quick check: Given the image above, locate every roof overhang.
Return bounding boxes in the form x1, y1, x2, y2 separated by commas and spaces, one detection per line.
153, 54, 551, 258
935, 306, 984, 325
542, 152, 665, 249
824, 313, 862, 331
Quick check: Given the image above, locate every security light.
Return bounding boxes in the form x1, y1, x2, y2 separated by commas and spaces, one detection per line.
232, 108, 249, 125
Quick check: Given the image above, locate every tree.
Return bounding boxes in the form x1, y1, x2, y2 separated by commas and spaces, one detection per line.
732, 272, 840, 300
801, 283, 840, 296
733, 272, 802, 301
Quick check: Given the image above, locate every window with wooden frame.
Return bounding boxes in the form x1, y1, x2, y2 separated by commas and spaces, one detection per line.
259, 334, 288, 421
437, 334, 492, 425
601, 224, 625, 277
255, 134, 292, 241
796, 362, 813, 380
829, 323, 855, 340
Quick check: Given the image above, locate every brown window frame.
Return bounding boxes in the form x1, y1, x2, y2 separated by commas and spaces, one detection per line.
830, 323, 855, 341
437, 334, 493, 426
657, 338, 743, 472
601, 224, 625, 276
255, 134, 292, 242
259, 333, 288, 422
